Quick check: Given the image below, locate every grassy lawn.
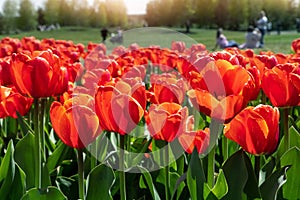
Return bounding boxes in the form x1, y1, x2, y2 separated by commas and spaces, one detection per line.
1, 26, 300, 54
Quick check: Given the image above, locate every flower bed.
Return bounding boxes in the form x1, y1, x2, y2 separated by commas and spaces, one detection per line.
0, 35, 300, 199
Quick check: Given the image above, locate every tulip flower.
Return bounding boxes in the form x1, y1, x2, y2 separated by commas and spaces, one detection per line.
10, 50, 69, 98
262, 63, 300, 107
224, 104, 279, 155
50, 94, 100, 149
95, 78, 146, 135
0, 86, 33, 118
188, 60, 255, 122
145, 102, 188, 142
178, 116, 210, 154
148, 73, 187, 104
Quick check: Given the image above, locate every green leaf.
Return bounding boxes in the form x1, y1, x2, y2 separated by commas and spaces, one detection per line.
187, 148, 206, 200
259, 157, 276, 186
86, 164, 115, 200
171, 173, 186, 200
138, 166, 161, 200
280, 147, 300, 199
211, 169, 228, 199
56, 176, 78, 200
0, 141, 15, 198
243, 154, 261, 198
259, 166, 289, 200
9, 164, 26, 200
21, 186, 67, 200
46, 141, 73, 173
221, 150, 248, 200
14, 133, 36, 189
277, 126, 300, 158
16, 112, 34, 135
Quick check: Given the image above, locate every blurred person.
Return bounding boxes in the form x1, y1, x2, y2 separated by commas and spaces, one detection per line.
256, 10, 268, 47
239, 26, 261, 49
213, 28, 239, 50
100, 27, 109, 43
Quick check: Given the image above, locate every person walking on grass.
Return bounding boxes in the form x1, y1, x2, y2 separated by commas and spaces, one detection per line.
256, 10, 268, 48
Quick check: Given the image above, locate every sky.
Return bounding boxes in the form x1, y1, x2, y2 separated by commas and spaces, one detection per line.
0, 0, 150, 15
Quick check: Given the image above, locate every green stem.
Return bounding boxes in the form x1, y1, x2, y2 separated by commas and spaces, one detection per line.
77, 148, 85, 200
34, 98, 41, 189
222, 136, 228, 162
120, 135, 126, 200
90, 140, 97, 170
207, 146, 215, 188
40, 98, 47, 161
261, 90, 267, 104
254, 156, 261, 181
283, 107, 290, 152
164, 144, 170, 200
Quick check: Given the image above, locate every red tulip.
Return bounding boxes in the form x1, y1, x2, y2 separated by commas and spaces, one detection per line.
148, 73, 187, 104
10, 50, 68, 98
262, 63, 300, 107
50, 94, 100, 149
178, 116, 210, 154
188, 60, 254, 122
0, 86, 33, 118
145, 102, 188, 142
224, 105, 280, 155
95, 78, 146, 135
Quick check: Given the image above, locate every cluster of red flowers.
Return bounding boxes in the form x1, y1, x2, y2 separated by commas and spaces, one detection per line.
1, 36, 300, 156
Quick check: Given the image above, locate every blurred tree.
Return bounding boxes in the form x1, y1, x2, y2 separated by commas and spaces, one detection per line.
171, 0, 194, 30
228, 0, 247, 30
17, 0, 37, 31
89, 0, 107, 27
215, 0, 229, 28
105, 0, 127, 27
75, 0, 90, 26
193, 0, 216, 28
44, 0, 59, 24
145, 0, 161, 26
58, 0, 74, 26
246, 0, 263, 26
37, 7, 46, 25
2, 0, 18, 33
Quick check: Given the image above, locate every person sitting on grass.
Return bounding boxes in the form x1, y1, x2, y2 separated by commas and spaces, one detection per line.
239, 26, 261, 49
213, 28, 239, 50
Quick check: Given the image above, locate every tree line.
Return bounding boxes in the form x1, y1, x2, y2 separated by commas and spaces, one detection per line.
146, 0, 300, 31
1, 0, 300, 34
0, 0, 127, 34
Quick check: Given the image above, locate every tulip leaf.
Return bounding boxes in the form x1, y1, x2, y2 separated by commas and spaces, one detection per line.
259, 166, 289, 200
21, 186, 67, 200
171, 172, 186, 200
9, 164, 26, 200
211, 169, 228, 199
56, 176, 78, 200
204, 169, 228, 200
138, 166, 161, 200
0, 141, 15, 198
280, 147, 300, 199
221, 149, 248, 200
0, 141, 26, 199
259, 156, 276, 186
243, 154, 261, 199
17, 112, 34, 135
86, 164, 115, 200
187, 148, 206, 200
46, 141, 74, 173
277, 126, 300, 158
14, 133, 36, 189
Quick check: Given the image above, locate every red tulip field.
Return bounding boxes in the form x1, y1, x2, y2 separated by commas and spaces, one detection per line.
0, 31, 300, 200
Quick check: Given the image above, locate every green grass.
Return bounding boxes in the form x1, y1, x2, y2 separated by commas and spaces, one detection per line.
1, 26, 300, 54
